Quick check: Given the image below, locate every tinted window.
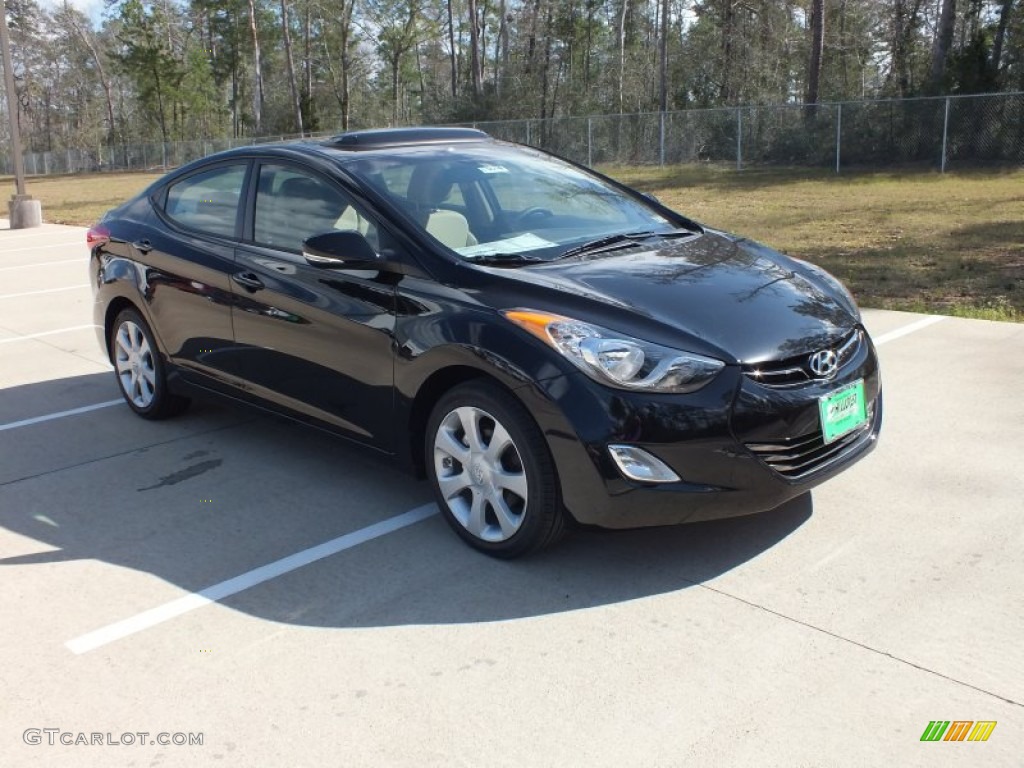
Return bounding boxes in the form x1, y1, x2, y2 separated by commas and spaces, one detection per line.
165, 164, 246, 237
254, 164, 377, 252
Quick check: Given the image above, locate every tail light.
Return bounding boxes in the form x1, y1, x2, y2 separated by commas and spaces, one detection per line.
86, 225, 110, 249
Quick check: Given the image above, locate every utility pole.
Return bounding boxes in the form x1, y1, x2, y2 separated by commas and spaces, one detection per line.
0, 0, 41, 228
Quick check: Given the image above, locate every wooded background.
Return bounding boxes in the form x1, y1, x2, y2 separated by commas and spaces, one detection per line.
3, 0, 1022, 154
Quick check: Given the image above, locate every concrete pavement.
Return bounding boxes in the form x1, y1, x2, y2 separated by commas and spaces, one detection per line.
1, 222, 1021, 767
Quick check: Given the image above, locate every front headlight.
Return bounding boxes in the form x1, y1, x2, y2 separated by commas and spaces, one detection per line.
502, 309, 724, 393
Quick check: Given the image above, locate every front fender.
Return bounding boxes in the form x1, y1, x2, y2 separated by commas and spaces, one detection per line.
394, 305, 575, 398
393, 306, 581, 470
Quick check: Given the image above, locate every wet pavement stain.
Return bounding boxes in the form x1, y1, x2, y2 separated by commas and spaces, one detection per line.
137, 459, 223, 491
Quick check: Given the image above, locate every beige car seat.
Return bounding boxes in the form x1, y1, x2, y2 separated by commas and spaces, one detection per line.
405, 164, 478, 249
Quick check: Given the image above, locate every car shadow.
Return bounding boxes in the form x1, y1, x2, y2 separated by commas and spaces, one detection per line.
221, 493, 813, 628
0, 373, 812, 629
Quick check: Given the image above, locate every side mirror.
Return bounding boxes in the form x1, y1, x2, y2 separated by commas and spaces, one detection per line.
303, 230, 403, 272
642, 191, 662, 205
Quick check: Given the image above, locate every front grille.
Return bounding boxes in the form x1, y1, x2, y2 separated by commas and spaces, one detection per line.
745, 405, 873, 480
743, 330, 863, 387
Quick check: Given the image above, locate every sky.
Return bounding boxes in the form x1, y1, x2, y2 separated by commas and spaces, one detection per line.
38, 0, 107, 27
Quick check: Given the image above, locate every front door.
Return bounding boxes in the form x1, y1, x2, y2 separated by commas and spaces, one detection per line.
229, 161, 398, 450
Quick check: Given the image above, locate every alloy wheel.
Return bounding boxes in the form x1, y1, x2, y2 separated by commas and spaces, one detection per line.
432, 405, 529, 543
114, 320, 157, 409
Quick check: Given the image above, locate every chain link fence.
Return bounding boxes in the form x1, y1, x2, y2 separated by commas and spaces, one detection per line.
2, 130, 338, 177
6, 92, 1023, 177
468, 91, 1024, 172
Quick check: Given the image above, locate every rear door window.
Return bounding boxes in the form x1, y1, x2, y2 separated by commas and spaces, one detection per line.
164, 164, 247, 238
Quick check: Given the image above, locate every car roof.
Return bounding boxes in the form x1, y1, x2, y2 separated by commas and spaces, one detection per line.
156, 128, 499, 185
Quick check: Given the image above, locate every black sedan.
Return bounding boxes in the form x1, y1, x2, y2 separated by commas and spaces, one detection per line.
88, 127, 881, 557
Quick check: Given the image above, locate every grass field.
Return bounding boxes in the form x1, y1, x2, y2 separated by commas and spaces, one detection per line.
3, 171, 163, 228
610, 165, 1023, 322
5, 165, 1022, 321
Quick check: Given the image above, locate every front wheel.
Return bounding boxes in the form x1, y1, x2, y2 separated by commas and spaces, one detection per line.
425, 381, 566, 558
110, 308, 190, 420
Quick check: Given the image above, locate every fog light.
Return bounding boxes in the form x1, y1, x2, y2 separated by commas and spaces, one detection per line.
607, 445, 681, 483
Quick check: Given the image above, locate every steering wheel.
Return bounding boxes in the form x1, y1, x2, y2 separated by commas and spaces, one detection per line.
514, 207, 554, 226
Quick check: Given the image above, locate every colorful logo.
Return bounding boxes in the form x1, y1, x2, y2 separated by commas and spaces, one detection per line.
920, 720, 997, 742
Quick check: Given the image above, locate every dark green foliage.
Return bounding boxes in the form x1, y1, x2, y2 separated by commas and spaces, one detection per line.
5, 0, 1023, 153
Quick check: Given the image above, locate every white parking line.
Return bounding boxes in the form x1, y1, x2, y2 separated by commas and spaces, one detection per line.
0, 230, 83, 241
0, 324, 99, 344
0, 284, 90, 300
872, 315, 945, 346
0, 400, 122, 432
65, 503, 439, 654
0, 258, 85, 271
0, 242, 84, 253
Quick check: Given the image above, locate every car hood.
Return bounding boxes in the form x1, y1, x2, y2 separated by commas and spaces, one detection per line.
498, 231, 857, 364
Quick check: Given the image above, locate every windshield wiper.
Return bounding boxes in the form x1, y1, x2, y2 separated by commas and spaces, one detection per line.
557, 229, 695, 260
463, 252, 546, 267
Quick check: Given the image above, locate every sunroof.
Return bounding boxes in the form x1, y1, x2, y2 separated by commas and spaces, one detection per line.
325, 127, 492, 150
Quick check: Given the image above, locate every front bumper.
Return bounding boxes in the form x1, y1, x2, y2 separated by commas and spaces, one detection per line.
523, 333, 881, 529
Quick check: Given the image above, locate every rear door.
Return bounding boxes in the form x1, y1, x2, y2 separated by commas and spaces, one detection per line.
145, 161, 248, 383
229, 160, 399, 449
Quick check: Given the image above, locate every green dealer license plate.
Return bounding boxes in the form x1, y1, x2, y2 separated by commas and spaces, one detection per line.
819, 380, 868, 444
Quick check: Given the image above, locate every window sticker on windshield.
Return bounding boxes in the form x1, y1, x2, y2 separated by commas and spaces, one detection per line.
477, 164, 510, 174
457, 233, 555, 257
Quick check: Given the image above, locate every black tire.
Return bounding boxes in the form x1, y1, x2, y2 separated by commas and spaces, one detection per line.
425, 380, 567, 558
109, 308, 190, 420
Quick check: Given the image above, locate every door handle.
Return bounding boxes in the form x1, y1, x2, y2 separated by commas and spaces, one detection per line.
231, 271, 265, 292
132, 239, 153, 254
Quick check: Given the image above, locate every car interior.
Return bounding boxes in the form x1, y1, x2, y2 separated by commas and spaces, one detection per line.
254, 166, 379, 252
403, 163, 480, 249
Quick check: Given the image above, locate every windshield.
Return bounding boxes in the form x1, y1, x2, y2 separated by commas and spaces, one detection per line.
342, 145, 680, 261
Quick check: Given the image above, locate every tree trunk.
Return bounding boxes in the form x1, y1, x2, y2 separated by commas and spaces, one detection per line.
888, 0, 924, 96
151, 61, 169, 147
992, 0, 1014, 75
247, 0, 264, 133
447, 0, 459, 99
720, 0, 734, 103
303, 4, 312, 114
69, 17, 117, 145
231, 52, 238, 137
340, 0, 353, 130
806, 0, 825, 105
583, 0, 592, 92
496, 0, 508, 96
232, 11, 240, 137
468, 0, 483, 97
658, 0, 668, 112
319, 5, 347, 130
391, 55, 400, 124
280, 0, 304, 133
929, 0, 957, 93
618, 0, 627, 114
838, 0, 849, 95
415, 40, 427, 110
541, 0, 552, 124
480, 0, 490, 84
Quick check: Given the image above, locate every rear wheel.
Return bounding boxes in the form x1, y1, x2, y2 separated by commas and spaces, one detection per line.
426, 381, 566, 558
110, 308, 189, 419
